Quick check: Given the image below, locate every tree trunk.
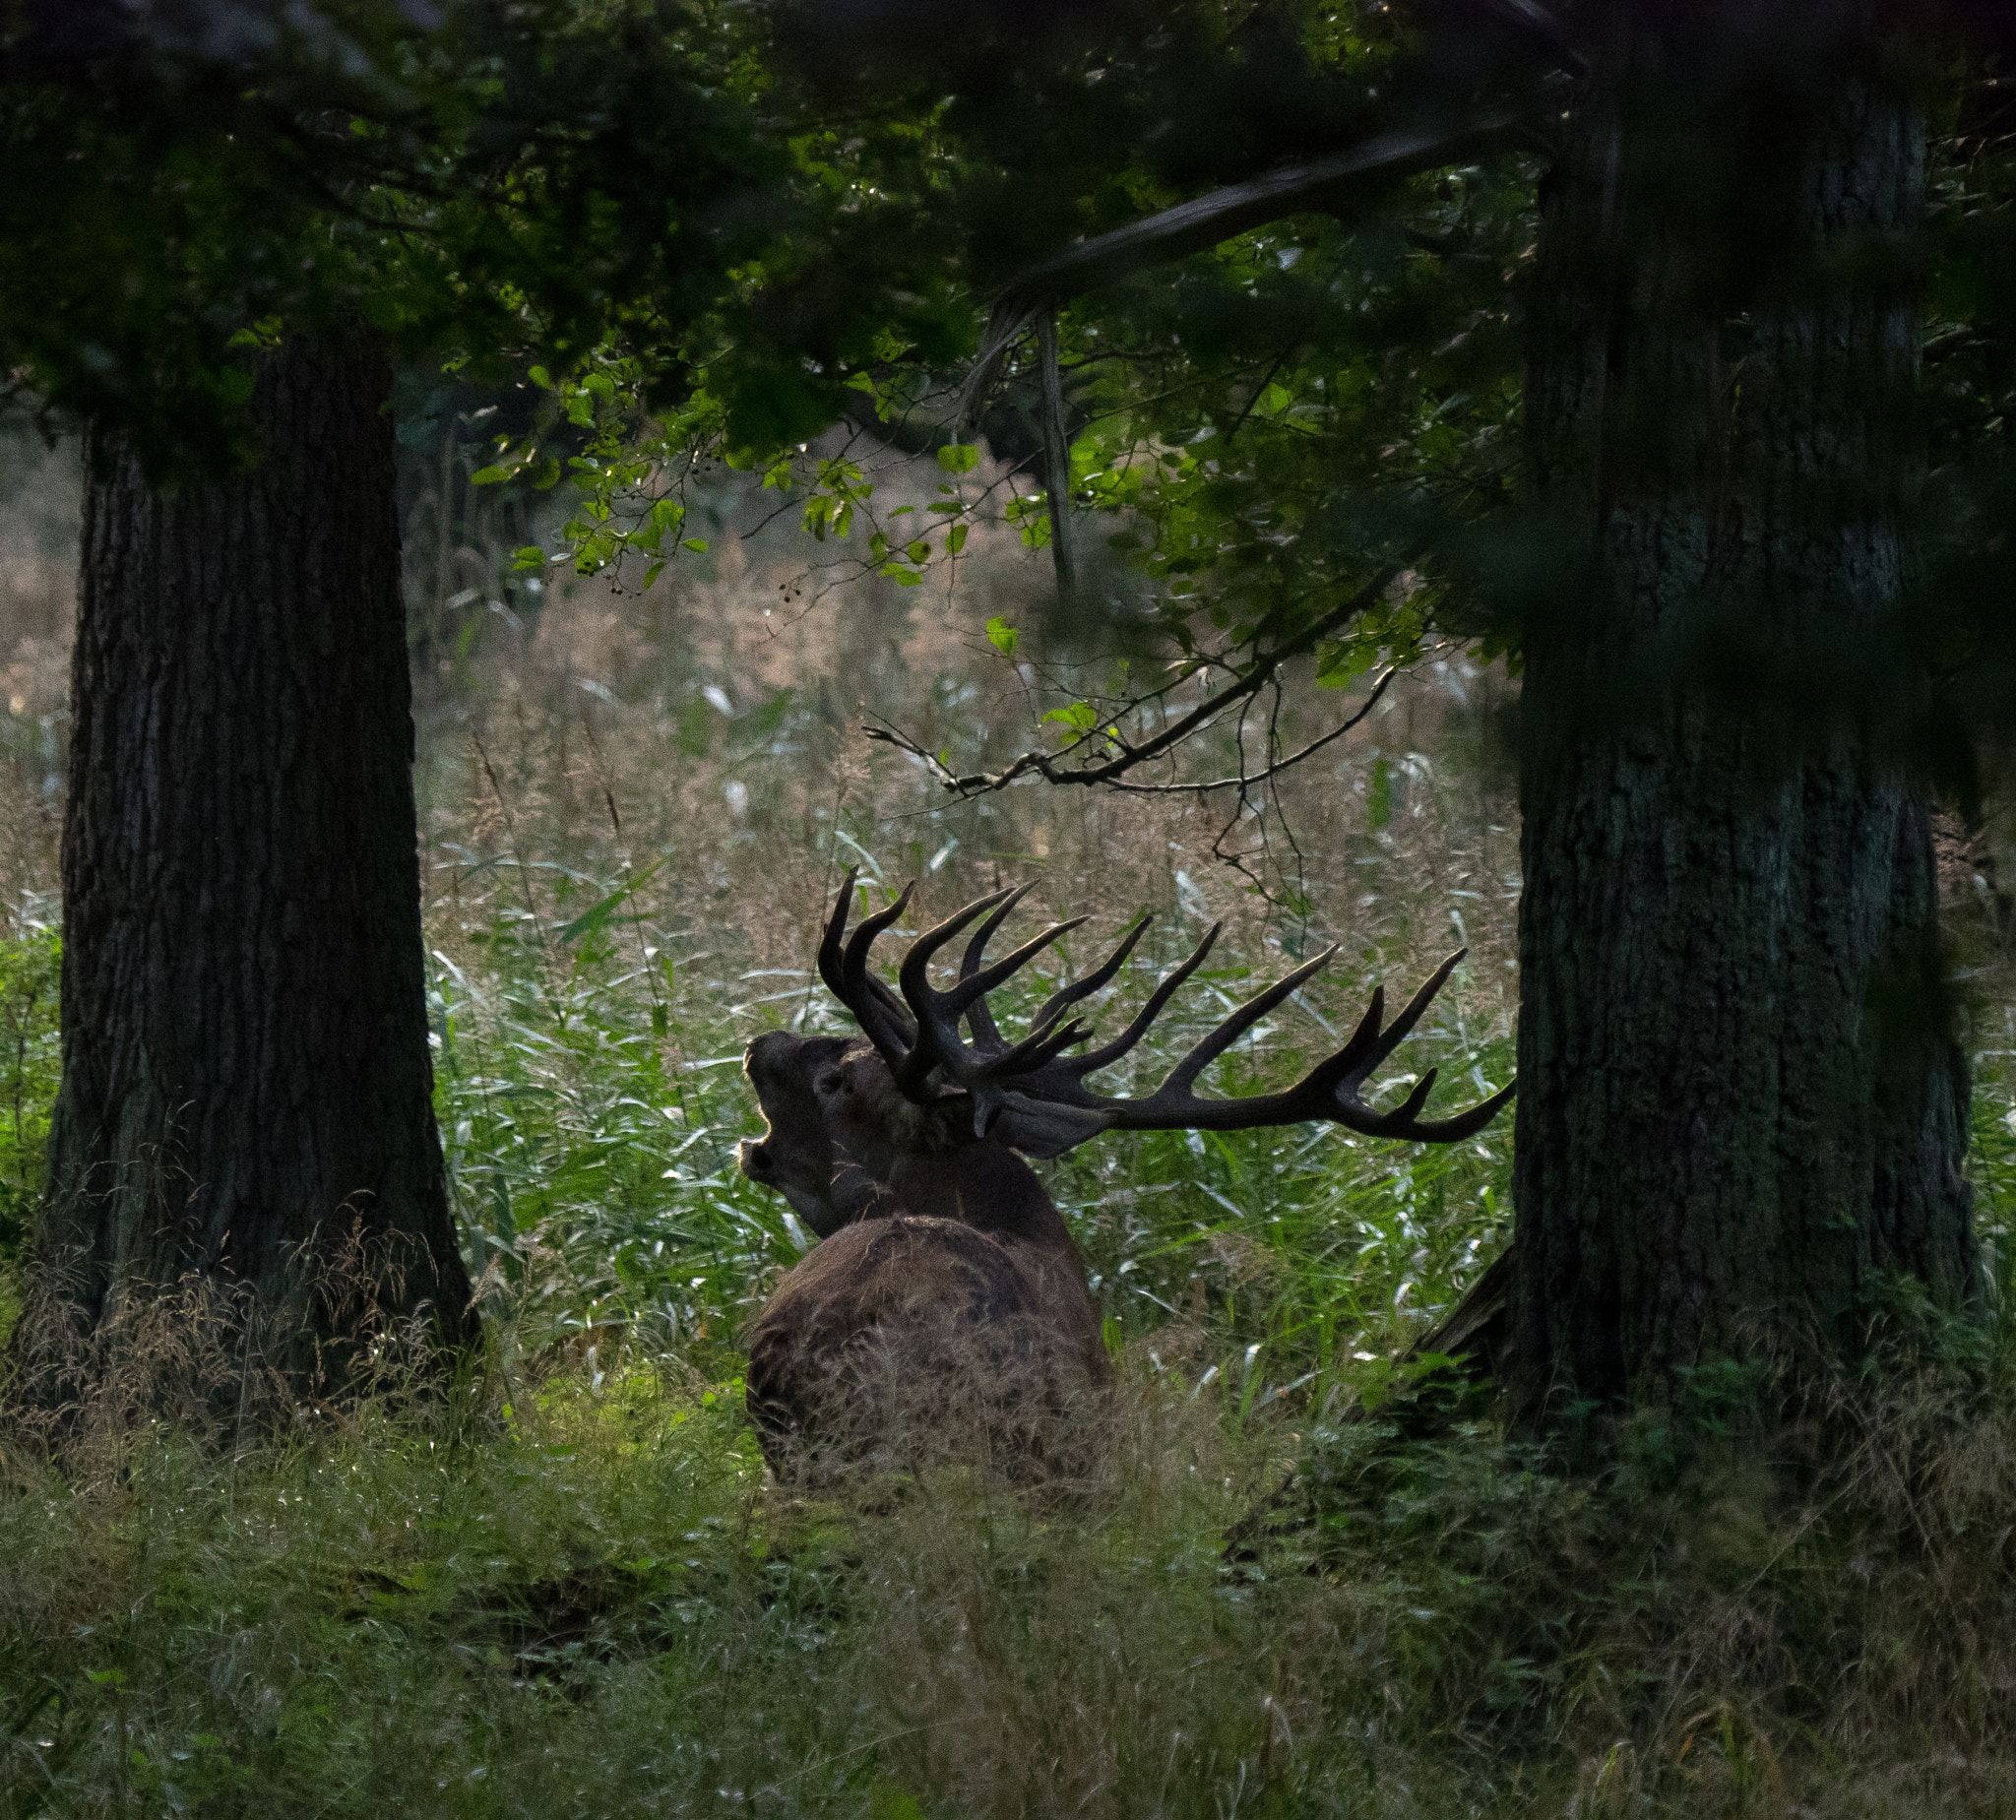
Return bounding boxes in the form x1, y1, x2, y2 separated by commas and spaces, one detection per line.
1507, 8, 1974, 1418
15, 332, 472, 1412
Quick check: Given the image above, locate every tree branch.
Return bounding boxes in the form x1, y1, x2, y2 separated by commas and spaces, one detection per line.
1098, 666, 1398, 794
960, 107, 1535, 428
861, 562, 1406, 794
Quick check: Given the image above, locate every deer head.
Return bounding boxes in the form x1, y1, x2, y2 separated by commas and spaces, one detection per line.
738, 870, 1514, 1227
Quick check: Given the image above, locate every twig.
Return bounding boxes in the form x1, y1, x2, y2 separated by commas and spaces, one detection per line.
862, 563, 1405, 794
1101, 667, 1398, 795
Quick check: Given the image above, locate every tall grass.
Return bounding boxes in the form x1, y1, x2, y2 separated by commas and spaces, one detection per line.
1, 434, 2016, 1817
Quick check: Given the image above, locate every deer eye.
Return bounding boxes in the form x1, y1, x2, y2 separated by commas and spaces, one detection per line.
816, 1070, 847, 1097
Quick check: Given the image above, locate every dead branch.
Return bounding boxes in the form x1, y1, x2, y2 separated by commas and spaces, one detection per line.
861, 565, 1405, 796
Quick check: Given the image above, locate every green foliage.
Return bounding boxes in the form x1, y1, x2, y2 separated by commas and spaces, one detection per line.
490, 93, 1540, 695
1975, 1031, 2016, 1305
1, 1, 789, 480
0, 922, 58, 1281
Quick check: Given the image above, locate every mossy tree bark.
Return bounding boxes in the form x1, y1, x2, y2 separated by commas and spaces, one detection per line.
1506, 6, 1974, 1418
18, 332, 472, 1402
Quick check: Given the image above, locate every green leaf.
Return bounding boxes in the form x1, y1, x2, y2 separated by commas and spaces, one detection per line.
1044, 701, 1099, 732
948, 524, 969, 555
985, 616, 1018, 658
471, 465, 511, 486
936, 442, 979, 474
681, 537, 708, 552
512, 546, 548, 572
1367, 757, 1393, 830
226, 316, 284, 350
1315, 639, 1376, 688
529, 364, 552, 389
557, 859, 666, 946
906, 538, 930, 564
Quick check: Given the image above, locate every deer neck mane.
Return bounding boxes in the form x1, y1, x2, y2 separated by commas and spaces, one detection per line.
879, 1133, 1082, 1258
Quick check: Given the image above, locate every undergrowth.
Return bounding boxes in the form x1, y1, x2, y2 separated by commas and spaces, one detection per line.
0, 873, 2011, 1817
10, 1290, 2016, 1817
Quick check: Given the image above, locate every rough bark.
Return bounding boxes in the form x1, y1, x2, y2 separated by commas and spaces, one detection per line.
1508, 9, 1974, 1417
16, 332, 472, 1408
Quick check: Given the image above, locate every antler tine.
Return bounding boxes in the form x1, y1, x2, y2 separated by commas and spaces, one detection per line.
817, 866, 862, 1000
892, 885, 1032, 1032
1160, 982, 1385, 1126
957, 883, 1037, 1048
1059, 945, 1510, 1142
1162, 946, 1339, 1096
833, 879, 919, 1065
986, 1012, 1097, 1079
935, 917, 1088, 1019
1238, 953, 1471, 1131
818, 870, 914, 1034
959, 884, 1039, 979
843, 879, 917, 977
1028, 913, 1153, 1036
1378, 1076, 1517, 1142
1065, 923, 1223, 1076
867, 885, 1015, 1093
1348, 948, 1467, 1087
1315, 951, 1514, 1141
894, 902, 1087, 1096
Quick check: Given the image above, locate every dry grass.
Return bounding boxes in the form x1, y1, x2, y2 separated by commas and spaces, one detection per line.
0, 431, 2014, 1818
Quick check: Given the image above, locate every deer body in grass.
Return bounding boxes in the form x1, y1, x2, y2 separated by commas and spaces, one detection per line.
736, 874, 1513, 1485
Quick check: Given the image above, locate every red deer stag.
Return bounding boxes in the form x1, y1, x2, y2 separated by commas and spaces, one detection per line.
737, 872, 1513, 1485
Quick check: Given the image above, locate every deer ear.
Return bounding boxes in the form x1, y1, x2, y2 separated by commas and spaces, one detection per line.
982, 1092, 1115, 1160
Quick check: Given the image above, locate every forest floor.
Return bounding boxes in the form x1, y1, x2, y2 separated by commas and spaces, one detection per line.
2, 431, 2016, 1816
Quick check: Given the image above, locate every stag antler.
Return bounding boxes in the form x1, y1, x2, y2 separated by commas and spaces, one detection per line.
817, 870, 1514, 1148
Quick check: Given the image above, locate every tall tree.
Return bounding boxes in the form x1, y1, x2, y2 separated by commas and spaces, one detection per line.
0, 0, 781, 1401
24, 331, 473, 1392
1507, 7, 1974, 1413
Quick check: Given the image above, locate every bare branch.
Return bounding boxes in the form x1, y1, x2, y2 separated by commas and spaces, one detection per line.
861, 563, 1407, 795
1089, 665, 1400, 796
